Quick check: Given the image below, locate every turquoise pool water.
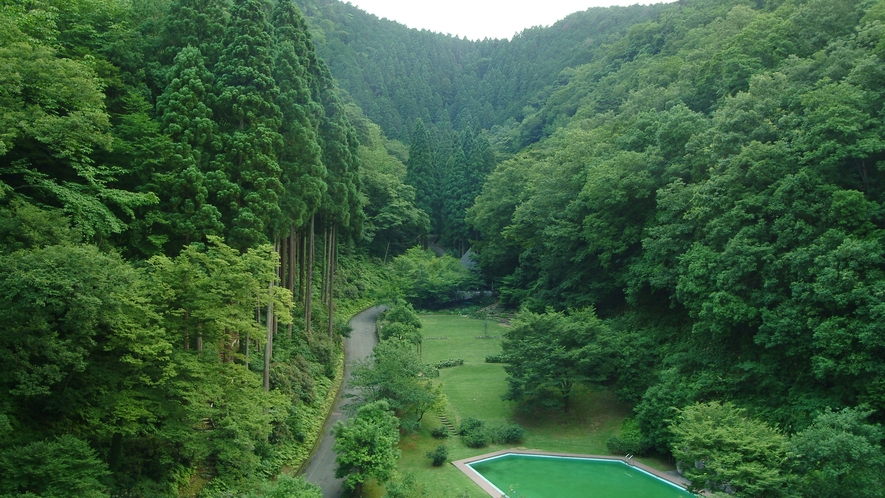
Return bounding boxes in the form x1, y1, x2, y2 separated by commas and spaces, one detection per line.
467, 454, 694, 498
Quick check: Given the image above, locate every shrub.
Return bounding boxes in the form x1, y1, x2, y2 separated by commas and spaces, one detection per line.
462, 430, 489, 448
431, 426, 450, 439
606, 417, 648, 456
457, 417, 484, 436
426, 445, 449, 466
434, 358, 464, 368
492, 424, 525, 444
485, 354, 509, 363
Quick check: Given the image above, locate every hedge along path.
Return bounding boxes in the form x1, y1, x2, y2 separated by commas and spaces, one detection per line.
301, 305, 385, 498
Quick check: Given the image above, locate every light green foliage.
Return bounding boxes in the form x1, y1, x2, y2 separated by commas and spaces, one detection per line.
332, 400, 401, 491
670, 402, 791, 497
0, 245, 172, 433
347, 339, 445, 432
238, 474, 322, 498
789, 407, 885, 497
389, 247, 475, 307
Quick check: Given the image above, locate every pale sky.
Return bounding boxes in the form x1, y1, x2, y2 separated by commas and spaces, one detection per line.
347, 0, 677, 41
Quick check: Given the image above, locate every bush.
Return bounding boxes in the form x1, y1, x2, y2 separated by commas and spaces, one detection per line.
426, 445, 449, 466
457, 417, 484, 436
434, 358, 464, 368
431, 426, 450, 439
462, 430, 489, 448
485, 354, 509, 363
457, 417, 489, 448
492, 424, 525, 444
606, 417, 648, 456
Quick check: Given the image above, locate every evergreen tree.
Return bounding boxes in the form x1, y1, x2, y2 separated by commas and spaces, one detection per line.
404, 119, 438, 234
212, 0, 283, 249
270, 1, 326, 233
155, 45, 224, 249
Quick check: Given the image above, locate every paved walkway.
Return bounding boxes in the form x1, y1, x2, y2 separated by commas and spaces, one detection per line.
301, 305, 384, 498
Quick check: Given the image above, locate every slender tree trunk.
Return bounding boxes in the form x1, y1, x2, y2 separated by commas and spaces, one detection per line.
264, 271, 274, 393
305, 215, 315, 337
196, 323, 203, 354
183, 309, 190, 350
288, 225, 296, 339
328, 225, 336, 339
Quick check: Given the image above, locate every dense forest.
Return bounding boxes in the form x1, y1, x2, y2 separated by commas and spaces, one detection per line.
3, 0, 885, 496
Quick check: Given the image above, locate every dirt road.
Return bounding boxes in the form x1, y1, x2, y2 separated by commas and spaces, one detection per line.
301, 305, 384, 497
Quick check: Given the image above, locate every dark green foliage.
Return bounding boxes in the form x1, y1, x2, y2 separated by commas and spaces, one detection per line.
502, 309, 613, 413
0, 435, 110, 498
490, 424, 525, 444
425, 445, 449, 466
462, 430, 488, 449
789, 407, 885, 497
606, 418, 648, 456
430, 427, 450, 439
457, 417, 485, 436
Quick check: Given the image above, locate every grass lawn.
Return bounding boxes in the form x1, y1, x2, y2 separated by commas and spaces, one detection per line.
363, 315, 672, 498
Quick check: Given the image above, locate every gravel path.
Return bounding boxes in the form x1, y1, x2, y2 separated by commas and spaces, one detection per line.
301, 305, 384, 498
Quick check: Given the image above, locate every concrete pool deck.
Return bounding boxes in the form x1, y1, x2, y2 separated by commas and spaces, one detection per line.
452, 449, 694, 497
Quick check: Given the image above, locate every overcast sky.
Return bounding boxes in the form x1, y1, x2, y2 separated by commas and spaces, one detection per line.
347, 0, 677, 41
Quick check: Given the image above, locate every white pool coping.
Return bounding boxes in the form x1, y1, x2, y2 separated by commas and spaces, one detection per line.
452, 449, 695, 497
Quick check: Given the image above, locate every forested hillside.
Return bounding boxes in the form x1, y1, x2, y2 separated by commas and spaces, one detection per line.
4, 0, 885, 495
0, 0, 422, 495
294, 0, 667, 140
304, 0, 885, 494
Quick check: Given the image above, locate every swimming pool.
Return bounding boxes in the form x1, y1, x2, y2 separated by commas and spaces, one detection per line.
457, 452, 694, 498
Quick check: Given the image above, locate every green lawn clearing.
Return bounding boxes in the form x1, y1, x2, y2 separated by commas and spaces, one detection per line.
362, 315, 671, 498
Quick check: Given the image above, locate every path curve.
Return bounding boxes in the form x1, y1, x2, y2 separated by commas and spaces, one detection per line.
301, 305, 384, 497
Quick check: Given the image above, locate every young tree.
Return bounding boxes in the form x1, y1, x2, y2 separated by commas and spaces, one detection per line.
670, 401, 792, 497
502, 309, 614, 413
331, 400, 401, 493
346, 340, 444, 432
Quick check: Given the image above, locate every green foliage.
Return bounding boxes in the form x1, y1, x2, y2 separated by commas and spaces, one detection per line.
347, 339, 445, 432
425, 445, 449, 466
457, 417, 488, 448
502, 309, 613, 413
433, 358, 464, 368
332, 400, 401, 491
606, 418, 648, 456
430, 426, 450, 439
239, 474, 322, 498
670, 402, 792, 496
789, 407, 885, 497
490, 424, 525, 444
0, 435, 110, 498
389, 247, 476, 307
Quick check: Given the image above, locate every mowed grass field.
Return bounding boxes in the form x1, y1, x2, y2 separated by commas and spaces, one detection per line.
363, 314, 665, 498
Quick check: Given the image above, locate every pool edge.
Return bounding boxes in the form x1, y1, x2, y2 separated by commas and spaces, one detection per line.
451, 449, 694, 497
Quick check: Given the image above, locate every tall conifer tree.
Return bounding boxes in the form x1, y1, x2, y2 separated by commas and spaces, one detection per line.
212, 0, 283, 250
405, 119, 438, 234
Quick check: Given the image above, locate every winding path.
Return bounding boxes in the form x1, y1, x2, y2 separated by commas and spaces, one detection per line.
301, 305, 384, 498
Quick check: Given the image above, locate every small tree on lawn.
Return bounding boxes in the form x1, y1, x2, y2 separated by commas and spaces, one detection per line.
332, 400, 401, 494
